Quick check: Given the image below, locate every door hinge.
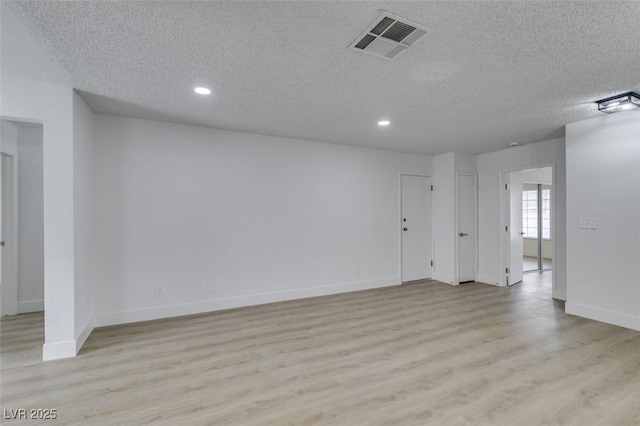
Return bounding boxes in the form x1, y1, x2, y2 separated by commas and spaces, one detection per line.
505, 226, 508, 232
506, 276, 509, 286
505, 184, 509, 190
506, 268, 509, 274
431, 185, 434, 191
430, 260, 434, 267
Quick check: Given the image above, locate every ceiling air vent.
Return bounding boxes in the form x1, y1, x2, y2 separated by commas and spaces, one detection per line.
349, 12, 430, 60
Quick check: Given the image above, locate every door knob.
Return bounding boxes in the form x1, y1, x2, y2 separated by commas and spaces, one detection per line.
459, 232, 468, 237
403, 227, 408, 231
519, 232, 525, 235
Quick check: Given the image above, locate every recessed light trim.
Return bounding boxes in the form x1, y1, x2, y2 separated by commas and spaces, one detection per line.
194, 87, 211, 95
378, 120, 391, 126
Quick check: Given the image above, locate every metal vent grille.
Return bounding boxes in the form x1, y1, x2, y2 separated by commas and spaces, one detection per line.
349, 12, 430, 61
381, 21, 416, 42
354, 34, 376, 50
371, 17, 394, 35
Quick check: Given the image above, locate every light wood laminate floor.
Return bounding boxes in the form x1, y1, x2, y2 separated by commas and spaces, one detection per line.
523, 256, 553, 272
2, 273, 640, 425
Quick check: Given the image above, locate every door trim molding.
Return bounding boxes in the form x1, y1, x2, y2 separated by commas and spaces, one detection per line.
0, 152, 19, 316
499, 162, 557, 293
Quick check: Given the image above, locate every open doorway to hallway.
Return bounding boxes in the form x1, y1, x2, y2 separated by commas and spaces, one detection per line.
503, 165, 554, 293
1, 120, 44, 326
521, 167, 553, 275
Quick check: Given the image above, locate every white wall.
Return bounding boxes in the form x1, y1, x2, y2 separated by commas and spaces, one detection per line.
432, 152, 477, 285
433, 153, 455, 284
565, 110, 640, 331
73, 93, 95, 347
476, 138, 566, 300
454, 152, 477, 174
0, 4, 69, 86
92, 115, 433, 326
522, 167, 552, 185
2, 5, 79, 360
1, 120, 18, 154
1, 80, 77, 361
523, 238, 552, 259
17, 125, 44, 313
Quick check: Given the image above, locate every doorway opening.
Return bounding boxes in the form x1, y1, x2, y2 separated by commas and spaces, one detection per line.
502, 165, 554, 292
1, 119, 44, 321
522, 176, 553, 274
1, 151, 16, 317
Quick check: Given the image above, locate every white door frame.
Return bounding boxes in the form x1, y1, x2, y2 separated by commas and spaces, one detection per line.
507, 170, 524, 286
399, 173, 434, 283
1, 151, 19, 316
455, 172, 478, 284
499, 163, 556, 292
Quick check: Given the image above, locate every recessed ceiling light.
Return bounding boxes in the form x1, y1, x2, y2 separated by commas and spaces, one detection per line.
194, 87, 211, 95
378, 120, 390, 126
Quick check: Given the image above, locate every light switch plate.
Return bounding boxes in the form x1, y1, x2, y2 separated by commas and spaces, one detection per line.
579, 217, 597, 229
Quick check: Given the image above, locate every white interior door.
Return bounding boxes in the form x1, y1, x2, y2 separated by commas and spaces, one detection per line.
457, 174, 477, 283
401, 175, 432, 282
508, 171, 524, 285
0, 154, 3, 317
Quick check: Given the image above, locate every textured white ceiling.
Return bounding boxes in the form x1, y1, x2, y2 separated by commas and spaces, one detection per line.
6, 1, 640, 155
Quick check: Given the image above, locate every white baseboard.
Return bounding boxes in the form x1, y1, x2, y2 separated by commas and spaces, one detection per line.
41, 317, 95, 361
75, 317, 94, 353
95, 277, 399, 327
552, 287, 566, 302
43, 340, 76, 361
523, 251, 552, 259
476, 274, 500, 286
565, 302, 640, 331
432, 273, 456, 285
18, 299, 44, 314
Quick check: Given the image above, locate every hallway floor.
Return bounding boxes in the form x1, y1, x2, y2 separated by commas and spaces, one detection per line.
523, 256, 552, 273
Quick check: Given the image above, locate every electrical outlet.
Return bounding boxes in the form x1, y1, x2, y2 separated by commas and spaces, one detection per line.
155, 285, 165, 297
355, 266, 360, 276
